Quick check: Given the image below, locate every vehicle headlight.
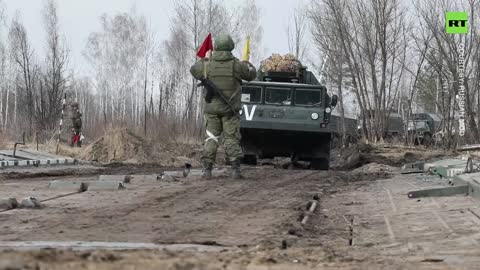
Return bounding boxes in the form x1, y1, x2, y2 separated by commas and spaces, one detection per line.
357, 125, 361, 130
239, 110, 243, 115
311, 113, 319, 120
325, 107, 332, 114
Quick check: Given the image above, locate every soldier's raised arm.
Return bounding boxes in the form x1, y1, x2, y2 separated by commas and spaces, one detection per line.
190, 58, 207, 80
236, 60, 257, 82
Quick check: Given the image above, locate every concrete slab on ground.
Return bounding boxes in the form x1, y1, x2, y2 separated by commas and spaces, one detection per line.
0, 150, 42, 160
129, 174, 159, 181
98, 174, 161, 183
19, 149, 68, 159
87, 181, 126, 191
0, 198, 18, 210
0, 149, 76, 168
424, 158, 467, 172
0, 159, 39, 168
0, 154, 23, 161
161, 168, 228, 178
452, 172, 480, 201
0, 241, 227, 252
98, 175, 132, 183
454, 171, 480, 182
48, 180, 88, 192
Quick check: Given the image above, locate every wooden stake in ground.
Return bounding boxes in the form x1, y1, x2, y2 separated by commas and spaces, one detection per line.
56, 93, 67, 154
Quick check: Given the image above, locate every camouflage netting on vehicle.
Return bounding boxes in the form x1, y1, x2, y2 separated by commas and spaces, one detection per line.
260, 53, 303, 72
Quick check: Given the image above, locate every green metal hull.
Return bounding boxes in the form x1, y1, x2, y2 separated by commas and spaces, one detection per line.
239, 80, 333, 169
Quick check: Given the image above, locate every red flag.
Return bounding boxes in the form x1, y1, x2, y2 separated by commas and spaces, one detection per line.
196, 33, 213, 58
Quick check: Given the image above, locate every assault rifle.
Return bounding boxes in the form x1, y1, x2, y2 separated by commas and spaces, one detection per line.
197, 78, 238, 115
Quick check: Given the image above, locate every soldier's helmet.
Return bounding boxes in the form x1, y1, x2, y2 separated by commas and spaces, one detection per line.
71, 102, 79, 108
214, 34, 235, 51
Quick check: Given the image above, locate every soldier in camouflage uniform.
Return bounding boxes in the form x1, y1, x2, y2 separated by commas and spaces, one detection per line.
190, 34, 257, 179
70, 102, 83, 147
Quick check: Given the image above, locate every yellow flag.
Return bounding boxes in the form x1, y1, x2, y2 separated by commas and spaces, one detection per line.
242, 36, 250, 61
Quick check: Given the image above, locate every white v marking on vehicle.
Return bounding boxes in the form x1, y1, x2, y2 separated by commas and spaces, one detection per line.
243, 105, 257, 121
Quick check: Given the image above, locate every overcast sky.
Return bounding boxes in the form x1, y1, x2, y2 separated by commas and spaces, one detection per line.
4, 0, 309, 76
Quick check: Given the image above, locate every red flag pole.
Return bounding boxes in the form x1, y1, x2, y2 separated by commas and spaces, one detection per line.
197, 33, 213, 58
203, 33, 212, 78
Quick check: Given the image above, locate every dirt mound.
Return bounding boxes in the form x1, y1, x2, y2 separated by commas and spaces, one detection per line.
352, 162, 397, 173
333, 143, 452, 170
79, 129, 152, 163
79, 129, 200, 166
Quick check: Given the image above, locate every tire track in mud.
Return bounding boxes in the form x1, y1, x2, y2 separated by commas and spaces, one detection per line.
114, 169, 328, 245
204, 170, 333, 246
4, 168, 391, 246
224, 169, 325, 198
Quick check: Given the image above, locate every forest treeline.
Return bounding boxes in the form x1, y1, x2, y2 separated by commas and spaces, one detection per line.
0, 0, 478, 149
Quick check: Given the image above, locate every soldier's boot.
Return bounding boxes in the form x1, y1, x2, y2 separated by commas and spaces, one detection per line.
202, 161, 213, 180
231, 160, 244, 179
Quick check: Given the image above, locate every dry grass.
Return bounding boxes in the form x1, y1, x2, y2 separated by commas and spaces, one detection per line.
78, 128, 202, 166
0, 136, 9, 149
0, 128, 202, 167
80, 128, 151, 163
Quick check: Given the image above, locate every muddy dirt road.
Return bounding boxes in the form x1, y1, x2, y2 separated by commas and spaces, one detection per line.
1, 167, 384, 245
1, 164, 479, 269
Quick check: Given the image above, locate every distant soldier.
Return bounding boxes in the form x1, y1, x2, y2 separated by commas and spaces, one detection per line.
70, 102, 83, 147
190, 33, 257, 179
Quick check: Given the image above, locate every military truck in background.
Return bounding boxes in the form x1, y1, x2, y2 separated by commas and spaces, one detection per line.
239, 55, 338, 170
385, 113, 404, 138
329, 113, 359, 146
407, 113, 441, 145
358, 110, 404, 139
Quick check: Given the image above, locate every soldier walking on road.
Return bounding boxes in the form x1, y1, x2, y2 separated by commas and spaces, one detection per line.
190, 34, 257, 179
70, 102, 83, 147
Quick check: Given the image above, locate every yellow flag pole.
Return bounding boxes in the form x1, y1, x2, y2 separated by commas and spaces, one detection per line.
242, 35, 250, 62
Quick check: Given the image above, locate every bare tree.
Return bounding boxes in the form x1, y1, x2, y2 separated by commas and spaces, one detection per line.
9, 14, 39, 136
310, 0, 408, 142
84, 9, 150, 130
232, 0, 264, 66
287, 6, 308, 62
414, 0, 479, 146
39, 0, 70, 132
0, 0, 7, 132
309, 1, 351, 146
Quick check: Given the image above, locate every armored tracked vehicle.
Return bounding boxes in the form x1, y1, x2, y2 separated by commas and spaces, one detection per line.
239, 65, 338, 170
